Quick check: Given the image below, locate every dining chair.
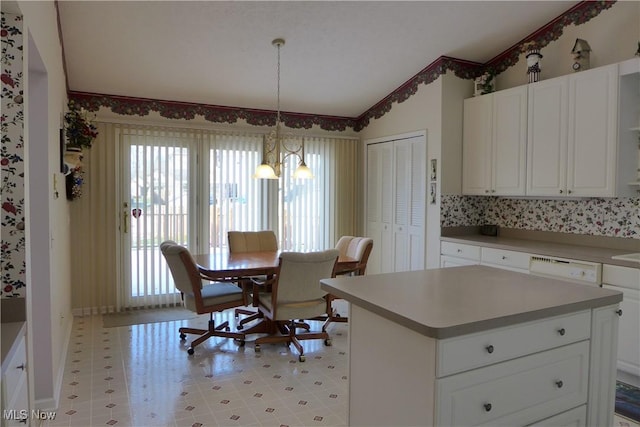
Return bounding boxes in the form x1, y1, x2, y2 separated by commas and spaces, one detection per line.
252, 249, 339, 362
227, 230, 278, 329
323, 236, 373, 328
160, 240, 246, 355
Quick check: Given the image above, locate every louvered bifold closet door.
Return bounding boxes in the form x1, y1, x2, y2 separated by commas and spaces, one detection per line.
407, 138, 426, 271
120, 127, 196, 310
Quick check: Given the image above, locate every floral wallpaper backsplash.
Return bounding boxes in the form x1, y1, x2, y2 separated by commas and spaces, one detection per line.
441, 195, 640, 239
1, 12, 25, 298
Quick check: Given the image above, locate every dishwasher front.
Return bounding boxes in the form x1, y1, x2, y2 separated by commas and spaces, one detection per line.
529, 255, 602, 286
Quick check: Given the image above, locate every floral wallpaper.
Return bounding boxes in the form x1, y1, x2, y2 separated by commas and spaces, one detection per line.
1, 12, 25, 298
441, 195, 640, 239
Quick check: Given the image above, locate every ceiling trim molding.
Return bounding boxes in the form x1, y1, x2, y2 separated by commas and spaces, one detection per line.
68, 91, 358, 132
65, 0, 614, 133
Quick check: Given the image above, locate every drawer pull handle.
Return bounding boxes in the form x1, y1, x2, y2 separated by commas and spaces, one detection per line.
16, 363, 25, 371
457, 249, 462, 253
486, 345, 494, 354
556, 380, 564, 388
484, 403, 492, 412
501, 256, 506, 260
616, 309, 623, 316
557, 328, 566, 336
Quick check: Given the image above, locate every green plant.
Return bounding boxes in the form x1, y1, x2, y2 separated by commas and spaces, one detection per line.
64, 100, 98, 148
480, 71, 495, 95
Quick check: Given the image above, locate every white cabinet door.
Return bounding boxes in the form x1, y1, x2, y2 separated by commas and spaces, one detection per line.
527, 76, 569, 196
588, 304, 620, 427
366, 142, 393, 275
393, 141, 410, 272
403, 138, 426, 271
567, 64, 619, 197
463, 86, 527, 196
492, 85, 528, 195
462, 95, 492, 195
528, 64, 619, 197
603, 284, 639, 380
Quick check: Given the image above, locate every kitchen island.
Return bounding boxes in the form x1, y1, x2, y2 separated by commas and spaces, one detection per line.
320, 265, 623, 427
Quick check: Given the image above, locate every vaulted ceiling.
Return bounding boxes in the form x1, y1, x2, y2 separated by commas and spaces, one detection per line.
58, 1, 578, 120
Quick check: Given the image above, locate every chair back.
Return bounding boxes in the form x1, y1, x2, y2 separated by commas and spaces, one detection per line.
276, 250, 339, 303
335, 236, 374, 275
228, 231, 278, 253
160, 240, 201, 294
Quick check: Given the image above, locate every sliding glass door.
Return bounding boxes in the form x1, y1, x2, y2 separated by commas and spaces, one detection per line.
117, 126, 356, 310
119, 129, 267, 309
120, 129, 196, 308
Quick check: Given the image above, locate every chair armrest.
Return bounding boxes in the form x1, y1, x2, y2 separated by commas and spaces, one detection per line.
250, 275, 276, 306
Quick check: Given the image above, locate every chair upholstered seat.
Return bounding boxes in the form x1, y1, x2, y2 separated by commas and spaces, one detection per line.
257, 292, 326, 321
253, 249, 339, 362
184, 282, 244, 312
160, 240, 245, 355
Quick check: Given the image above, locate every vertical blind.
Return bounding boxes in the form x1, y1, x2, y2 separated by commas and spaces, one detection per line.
69, 122, 358, 313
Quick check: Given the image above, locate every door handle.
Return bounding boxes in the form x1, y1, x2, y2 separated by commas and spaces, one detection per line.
122, 202, 129, 233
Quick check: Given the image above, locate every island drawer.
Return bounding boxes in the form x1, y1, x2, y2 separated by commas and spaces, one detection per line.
436, 341, 589, 427
441, 242, 481, 261
436, 310, 591, 377
481, 247, 530, 272
526, 405, 586, 426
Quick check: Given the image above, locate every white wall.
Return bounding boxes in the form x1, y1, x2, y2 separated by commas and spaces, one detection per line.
17, 0, 73, 410
359, 75, 471, 269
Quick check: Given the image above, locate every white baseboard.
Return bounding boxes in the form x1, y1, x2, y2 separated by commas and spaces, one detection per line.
49, 314, 74, 410
71, 305, 115, 316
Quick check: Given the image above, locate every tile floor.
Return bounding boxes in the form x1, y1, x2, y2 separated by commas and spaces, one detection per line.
45, 311, 348, 427
44, 309, 640, 427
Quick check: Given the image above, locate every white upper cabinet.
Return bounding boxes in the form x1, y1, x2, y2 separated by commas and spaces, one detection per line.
528, 64, 624, 197
464, 61, 637, 198
462, 94, 492, 195
567, 64, 619, 196
463, 85, 527, 196
526, 77, 569, 196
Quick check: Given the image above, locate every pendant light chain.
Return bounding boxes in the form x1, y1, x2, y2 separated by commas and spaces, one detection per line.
276, 40, 281, 126
254, 38, 312, 179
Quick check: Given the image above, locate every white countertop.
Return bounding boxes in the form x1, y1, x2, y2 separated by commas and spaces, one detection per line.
320, 265, 622, 339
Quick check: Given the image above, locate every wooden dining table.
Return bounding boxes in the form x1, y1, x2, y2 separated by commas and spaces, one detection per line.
193, 250, 359, 280
192, 250, 358, 335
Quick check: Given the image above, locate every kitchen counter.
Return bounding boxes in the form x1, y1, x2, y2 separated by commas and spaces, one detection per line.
321, 265, 621, 339
441, 232, 639, 269
322, 266, 622, 426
